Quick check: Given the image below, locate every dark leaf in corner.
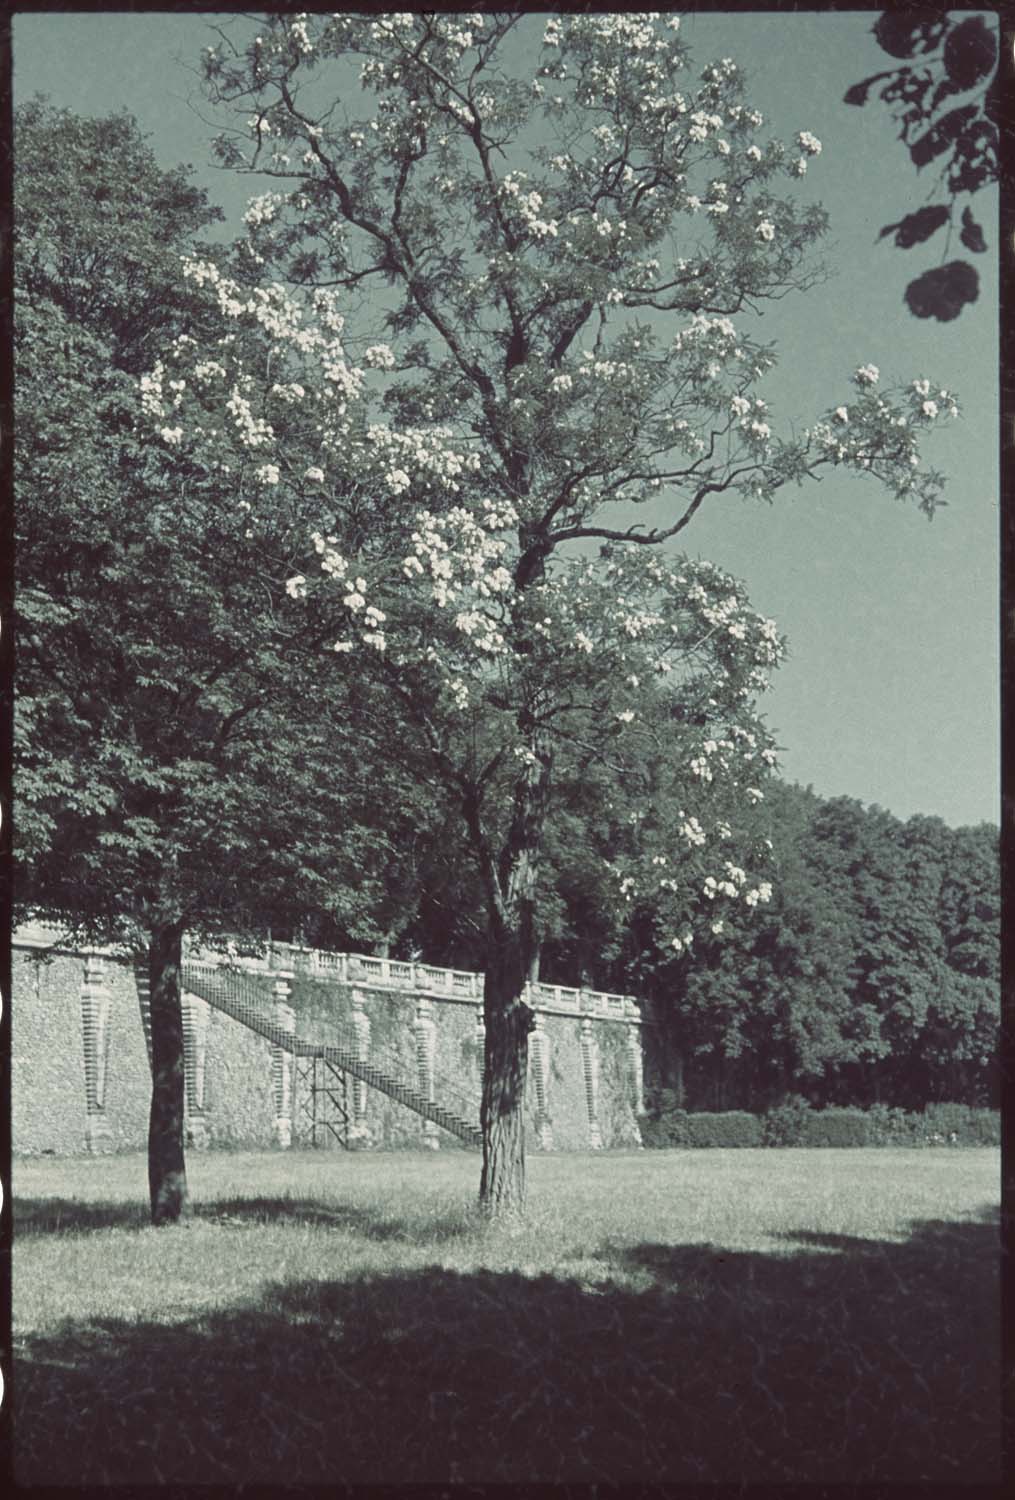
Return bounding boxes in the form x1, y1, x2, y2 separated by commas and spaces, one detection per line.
904, 261, 979, 321
878, 205, 950, 249
873, 11, 948, 59
959, 208, 987, 254
943, 17, 998, 92
909, 105, 979, 169
843, 71, 893, 107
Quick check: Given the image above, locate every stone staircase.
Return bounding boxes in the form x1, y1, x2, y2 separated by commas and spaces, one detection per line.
182, 963, 483, 1150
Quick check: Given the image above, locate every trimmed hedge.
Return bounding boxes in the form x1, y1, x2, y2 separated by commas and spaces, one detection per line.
762, 1094, 814, 1147
638, 1108, 761, 1148
922, 1103, 1000, 1146
801, 1108, 870, 1148
639, 1101, 1000, 1148
685, 1110, 762, 1148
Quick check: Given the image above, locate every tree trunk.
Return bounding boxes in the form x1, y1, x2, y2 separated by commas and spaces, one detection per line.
147, 918, 188, 1225
479, 932, 536, 1217
464, 687, 550, 1218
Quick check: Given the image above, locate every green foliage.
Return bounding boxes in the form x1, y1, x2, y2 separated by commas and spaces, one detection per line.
864, 1104, 922, 1147
14, 101, 442, 958
636, 782, 999, 1114
762, 1094, 813, 1147
639, 1107, 761, 1148
683, 1111, 762, 1148
801, 1108, 871, 1148
920, 1102, 972, 1143
965, 1110, 1001, 1147
15, 98, 225, 373
637, 1113, 676, 1150
921, 1103, 999, 1147
640, 1095, 1001, 1149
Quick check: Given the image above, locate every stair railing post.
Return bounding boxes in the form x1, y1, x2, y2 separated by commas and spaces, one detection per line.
271, 971, 295, 1149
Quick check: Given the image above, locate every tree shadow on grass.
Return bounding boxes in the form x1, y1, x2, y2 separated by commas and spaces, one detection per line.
15, 1193, 479, 1243
14, 1197, 152, 1234
14, 1210, 999, 1488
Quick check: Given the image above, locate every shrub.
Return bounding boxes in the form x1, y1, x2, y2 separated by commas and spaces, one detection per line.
637, 1114, 673, 1149
682, 1111, 762, 1148
802, 1108, 871, 1147
866, 1104, 921, 1146
638, 1109, 760, 1147
762, 1094, 813, 1147
922, 1102, 972, 1140
637, 1107, 690, 1148
920, 1103, 1000, 1146
966, 1109, 1001, 1146
638, 1101, 1000, 1149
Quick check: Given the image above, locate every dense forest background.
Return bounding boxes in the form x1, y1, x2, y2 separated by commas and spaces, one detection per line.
343, 779, 999, 1115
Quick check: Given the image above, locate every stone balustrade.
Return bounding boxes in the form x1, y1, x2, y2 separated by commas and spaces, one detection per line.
15, 923, 648, 1027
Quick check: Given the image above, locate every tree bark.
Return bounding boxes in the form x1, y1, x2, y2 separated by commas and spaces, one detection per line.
479, 930, 536, 1217
147, 917, 189, 1225
467, 687, 550, 1218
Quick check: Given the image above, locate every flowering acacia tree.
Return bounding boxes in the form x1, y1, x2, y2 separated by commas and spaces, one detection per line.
149, 12, 959, 1213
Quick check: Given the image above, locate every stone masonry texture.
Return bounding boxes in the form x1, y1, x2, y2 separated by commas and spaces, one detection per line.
13, 939, 647, 1155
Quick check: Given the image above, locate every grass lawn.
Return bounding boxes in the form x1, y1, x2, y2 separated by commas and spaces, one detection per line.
14, 1146, 1000, 1485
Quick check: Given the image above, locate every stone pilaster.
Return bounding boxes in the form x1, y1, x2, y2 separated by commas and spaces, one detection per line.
474, 1007, 485, 1094
414, 993, 438, 1149
349, 987, 371, 1145
182, 992, 211, 1149
271, 971, 295, 1149
580, 1016, 603, 1150
626, 1024, 645, 1147
528, 1013, 553, 1150
80, 952, 113, 1153
133, 961, 153, 1074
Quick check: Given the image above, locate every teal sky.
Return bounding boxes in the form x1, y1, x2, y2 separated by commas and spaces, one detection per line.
13, 10, 1000, 829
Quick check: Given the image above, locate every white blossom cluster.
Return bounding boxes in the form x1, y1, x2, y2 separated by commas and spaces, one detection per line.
501, 171, 559, 241
365, 423, 481, 498
610, 788, 777, 952
243, 193, 285, 229
665, 314, 774, 427
803, 371, 958, 498
403, 502, 517, 652
730, 393, 772, 448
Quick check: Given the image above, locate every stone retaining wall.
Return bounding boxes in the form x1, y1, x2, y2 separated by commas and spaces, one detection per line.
12, 933, 649, 1156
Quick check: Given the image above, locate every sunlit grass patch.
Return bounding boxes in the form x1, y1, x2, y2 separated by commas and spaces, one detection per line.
14, 1147, 999, 1484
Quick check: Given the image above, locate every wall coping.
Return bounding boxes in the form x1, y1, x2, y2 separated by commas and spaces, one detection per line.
14, 923, 652, 1027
